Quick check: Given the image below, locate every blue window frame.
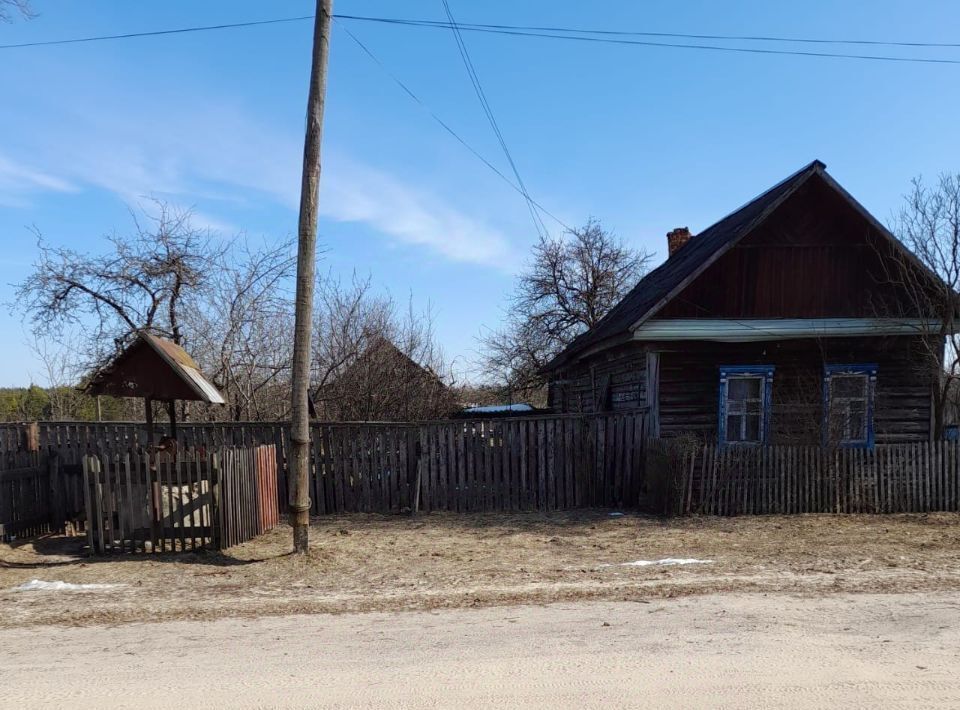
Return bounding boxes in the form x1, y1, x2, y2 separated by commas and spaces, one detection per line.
718, 366, 774, 446
823, 364, 877, 448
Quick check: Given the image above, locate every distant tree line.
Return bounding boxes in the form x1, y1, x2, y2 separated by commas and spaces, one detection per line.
0, 385, 132, 423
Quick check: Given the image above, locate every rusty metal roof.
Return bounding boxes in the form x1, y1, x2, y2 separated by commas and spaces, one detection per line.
85, 332, 226, 404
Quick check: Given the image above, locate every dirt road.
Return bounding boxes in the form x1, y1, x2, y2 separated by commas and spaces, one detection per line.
2, 592, 959, 709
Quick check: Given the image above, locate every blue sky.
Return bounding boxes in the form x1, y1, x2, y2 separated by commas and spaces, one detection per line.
2, 0, 959, 386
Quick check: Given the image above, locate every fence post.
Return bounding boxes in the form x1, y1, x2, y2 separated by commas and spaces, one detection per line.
210, 451, 222, 550
81, 455, 95, 553
412, 428, 424, 514
47, 451, 63, 533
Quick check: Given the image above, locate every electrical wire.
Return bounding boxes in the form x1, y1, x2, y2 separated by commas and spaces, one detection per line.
337, 15, 960, 50
355, 18, 960, 66
440, 1, 549, 240
0, 14, 313, 49
338, 23, 571, 231
4, 12, 959, 66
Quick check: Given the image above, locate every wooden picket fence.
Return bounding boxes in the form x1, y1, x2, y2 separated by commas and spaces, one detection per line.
655, 440, 960, 515
0, 421, 284, 465
2, 412, 651, 517
0, 452, 46, 541
81, 444, 280, 554
309, 412, 650, 514
0, 452, 83, 542
218, 445, 281, 549
9, 416, 960, 527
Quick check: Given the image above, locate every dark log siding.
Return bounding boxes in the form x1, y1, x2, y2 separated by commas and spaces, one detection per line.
548, 344, 647, 414
657, 336, 935, 444
658, 179, 916, 320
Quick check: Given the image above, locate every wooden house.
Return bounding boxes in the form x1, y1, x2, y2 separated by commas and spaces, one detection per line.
543, 161, 950, 447
312, 336, 456, 421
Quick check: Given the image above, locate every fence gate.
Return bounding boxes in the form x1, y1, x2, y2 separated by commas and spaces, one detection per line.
81, 445, 279, 554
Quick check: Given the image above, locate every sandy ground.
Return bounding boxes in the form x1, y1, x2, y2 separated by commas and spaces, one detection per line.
2, 593, 959, 709
2, 511, 960, 627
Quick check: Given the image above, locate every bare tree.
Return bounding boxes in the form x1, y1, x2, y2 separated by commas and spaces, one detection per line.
0, 0, 33, 22
880, 174, 960, 437
29, 332, 86, 420
311, 274, 456, 421
481, 218, 653, 399
311, 272, 392, 395
15, 203, 303, 423
186, 238, 297, 421
16, 201, 221, 369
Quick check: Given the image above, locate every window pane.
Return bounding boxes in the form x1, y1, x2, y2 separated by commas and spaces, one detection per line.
849, 411, 865, 439
827, 410, 844, 441
832, 375, 866, 399
726, 415, 743, 441
826, 370, 872, 444
744, 415, 761, 442
728, 376, 762, 401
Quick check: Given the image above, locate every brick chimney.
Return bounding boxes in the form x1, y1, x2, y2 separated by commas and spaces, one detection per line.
667, 227, 693, 256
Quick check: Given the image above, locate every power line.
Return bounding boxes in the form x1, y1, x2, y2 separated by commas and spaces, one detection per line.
440, 1, 549, 240
340, 17, 960, 66
337, 15, 960, 50
0, 14, 313, 49
338, 23, 571, 231
3, 12, 960, 66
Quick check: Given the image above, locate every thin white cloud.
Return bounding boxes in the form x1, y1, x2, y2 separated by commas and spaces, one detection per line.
0, 153, 77, 206
320, 159, 514, 268
6, 85, 516, 267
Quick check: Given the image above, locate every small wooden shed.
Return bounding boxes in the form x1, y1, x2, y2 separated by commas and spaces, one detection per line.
85, 332, 225, 444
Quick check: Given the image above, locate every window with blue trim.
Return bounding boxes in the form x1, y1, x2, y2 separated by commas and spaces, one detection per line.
719, 366, 774, 446
823, 364, 877, 448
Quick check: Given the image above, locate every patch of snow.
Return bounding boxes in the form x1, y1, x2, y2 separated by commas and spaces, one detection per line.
620, 558, 712, 567
11, 579, 126, 592
599, 558, 712, 569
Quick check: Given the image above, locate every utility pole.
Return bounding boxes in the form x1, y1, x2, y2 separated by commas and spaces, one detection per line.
289, 0, 333, 553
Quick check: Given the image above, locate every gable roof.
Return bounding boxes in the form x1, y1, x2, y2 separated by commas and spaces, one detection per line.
543, 160, 946, 371
322, 335, 446, 386
86, 332, 226, 404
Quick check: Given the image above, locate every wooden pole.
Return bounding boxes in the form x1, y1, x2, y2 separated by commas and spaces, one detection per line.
48, 451, 63, 533
168, 400, 178, 440
289, 0, 333, 553
144, 396, 155, 448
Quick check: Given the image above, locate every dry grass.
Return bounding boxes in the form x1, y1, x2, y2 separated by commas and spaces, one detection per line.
2, 510, 960, 628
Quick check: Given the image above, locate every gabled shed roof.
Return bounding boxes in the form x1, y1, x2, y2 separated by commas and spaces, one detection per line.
85, 332, 226, 404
